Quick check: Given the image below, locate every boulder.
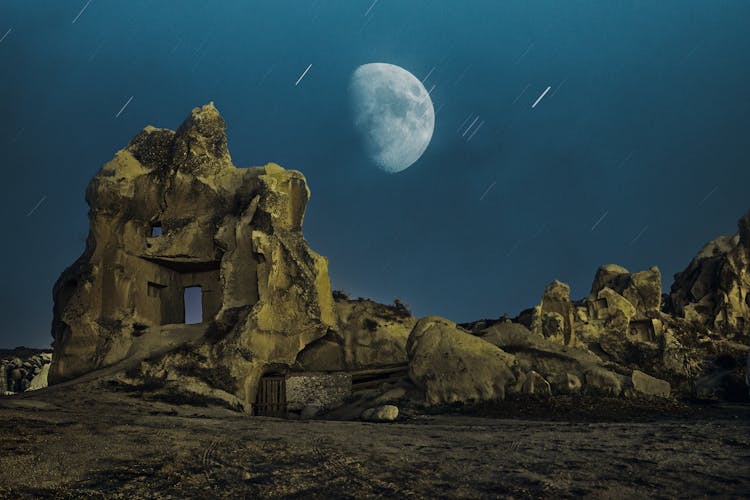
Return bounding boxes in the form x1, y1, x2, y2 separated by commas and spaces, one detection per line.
629, 370, 671, 399
584, 367, 624, 396
49, 103, 336, 411
27, 363, 50, 391
407, 317, 517, 405
361, 405, 399, 422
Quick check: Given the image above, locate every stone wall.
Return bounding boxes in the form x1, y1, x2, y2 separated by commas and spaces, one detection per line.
285, 372, 352, 411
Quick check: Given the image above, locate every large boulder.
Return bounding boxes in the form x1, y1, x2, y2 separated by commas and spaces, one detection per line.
361, 405, 399, 422
49, 103, 336, 410
407, 317, 518, 405
629, 369, 671, 398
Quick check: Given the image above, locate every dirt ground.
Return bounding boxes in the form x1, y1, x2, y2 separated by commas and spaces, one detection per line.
1, 382, 749, 499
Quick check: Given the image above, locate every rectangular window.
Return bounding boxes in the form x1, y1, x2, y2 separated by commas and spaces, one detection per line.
184, 286, 203, 324
150, 223, 162, 237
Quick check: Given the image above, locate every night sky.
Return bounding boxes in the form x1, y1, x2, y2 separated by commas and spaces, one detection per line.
1, 1, 749, 348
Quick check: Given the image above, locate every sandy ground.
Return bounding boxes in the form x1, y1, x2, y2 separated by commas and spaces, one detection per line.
1, 382, 749, 499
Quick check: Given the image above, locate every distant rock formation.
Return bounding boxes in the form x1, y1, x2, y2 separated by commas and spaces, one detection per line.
50, 103, 335, 410
0, 349, 52, 394
666, 211, 750, 339
47, 103, 749, 414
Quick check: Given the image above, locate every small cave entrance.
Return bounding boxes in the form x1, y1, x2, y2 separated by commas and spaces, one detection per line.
254, 374, 287, 417
183, 286, 203, 324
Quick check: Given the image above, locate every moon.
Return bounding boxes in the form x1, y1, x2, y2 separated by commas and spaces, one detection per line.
349, 63, 435, 173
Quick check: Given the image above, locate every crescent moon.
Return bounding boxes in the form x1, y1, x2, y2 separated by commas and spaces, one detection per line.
349, 63, 435, 173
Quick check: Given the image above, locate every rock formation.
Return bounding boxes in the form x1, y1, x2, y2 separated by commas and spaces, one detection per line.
298, 297, 416, 371
0, 349, 52, 394
666, 211, 750, 339
46, 103, 749, 415
50, 103, 335, 410
407, 317, 518, 405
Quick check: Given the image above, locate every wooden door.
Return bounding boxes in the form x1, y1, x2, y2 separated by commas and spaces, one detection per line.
254, 376, 287, 417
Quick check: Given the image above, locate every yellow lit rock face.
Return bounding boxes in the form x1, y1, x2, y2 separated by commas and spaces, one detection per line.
668, 211, 750, 339
407, 316, 518, 405
50, 103, 336, 410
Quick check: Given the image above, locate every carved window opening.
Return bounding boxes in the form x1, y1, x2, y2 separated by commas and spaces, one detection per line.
184, 286, 203, 324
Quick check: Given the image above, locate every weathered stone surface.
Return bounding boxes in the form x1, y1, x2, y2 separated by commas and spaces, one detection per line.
294, 298, 416, 371
361, 404, 399, 422
407, 317, 518, 405
584, 367, 624, 396
49, 103, 336, 410
0, 350, 52, 394
372, 387, 407, 405
296, 338, 346, 372
27, 364, 50, 391
530, 280, 577, 346
667, 211, 750, 339
479, 321, 631, 397
518, 370, 552, 396
590, 265, 662, 317
629, 370, 671, 398
338, 298, 417, 369
593, 287, 636, 327
590, 264, 631, 296
480, 321, 545, 348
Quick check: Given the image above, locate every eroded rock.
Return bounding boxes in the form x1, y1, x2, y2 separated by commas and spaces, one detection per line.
50, 103, 336, 411
407, 317, 518, 405
667, 211, 750, 339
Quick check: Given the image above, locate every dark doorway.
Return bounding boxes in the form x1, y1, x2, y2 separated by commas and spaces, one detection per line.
254, 376, 287, 417
184, 286, 203, 324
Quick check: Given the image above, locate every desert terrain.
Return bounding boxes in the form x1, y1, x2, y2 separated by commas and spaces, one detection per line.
1, 382, 748, 499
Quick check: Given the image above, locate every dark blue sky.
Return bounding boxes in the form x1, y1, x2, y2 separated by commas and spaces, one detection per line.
1, 1, 748, 348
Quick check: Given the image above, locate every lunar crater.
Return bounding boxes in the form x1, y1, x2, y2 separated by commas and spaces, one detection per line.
349, 63, 435, 173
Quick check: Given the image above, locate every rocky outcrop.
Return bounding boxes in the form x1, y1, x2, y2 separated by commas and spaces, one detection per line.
296, 298, 416, 371
590, 265, 662, 317
407, 317, 518, 405
528, 280, 577, 346
337, 298, 416, 368
666, 211, 750, 339
44, 103, 749, 414
0, 349, 52, 394
477, 320, 669, 398
50, 103, 336, 410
